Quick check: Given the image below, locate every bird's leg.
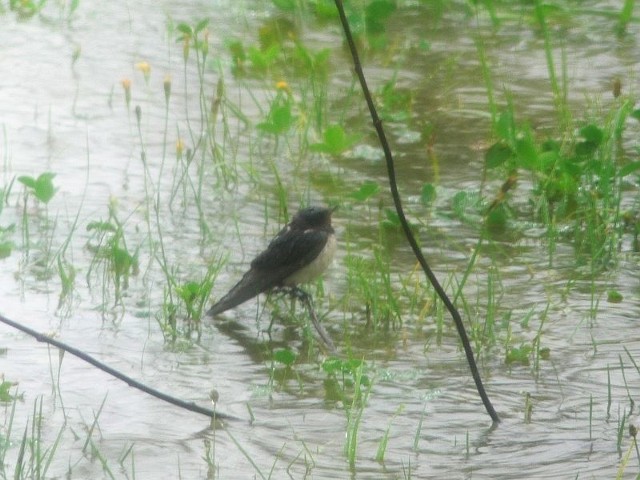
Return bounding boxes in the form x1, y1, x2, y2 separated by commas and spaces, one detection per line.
273, 286, 304, 311
287, 287, 336, 354
263, 293, 276, 337
289, 286, 311, 304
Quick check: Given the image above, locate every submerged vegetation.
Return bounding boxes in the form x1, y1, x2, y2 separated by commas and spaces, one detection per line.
1, 0, 640, 478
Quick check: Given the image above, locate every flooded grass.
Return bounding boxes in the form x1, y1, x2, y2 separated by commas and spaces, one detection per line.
1, 0, 640, 478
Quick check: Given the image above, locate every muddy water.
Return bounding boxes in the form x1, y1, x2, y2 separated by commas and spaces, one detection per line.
1, 1, 639, 479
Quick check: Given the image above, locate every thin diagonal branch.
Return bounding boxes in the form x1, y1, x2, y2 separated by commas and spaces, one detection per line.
333, 0, 499, 423
0, 312, 235, 422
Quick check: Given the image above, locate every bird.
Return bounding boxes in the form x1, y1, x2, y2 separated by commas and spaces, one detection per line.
207, 206, 337, 317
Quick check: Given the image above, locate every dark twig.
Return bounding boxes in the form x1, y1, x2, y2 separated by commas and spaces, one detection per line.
333, 0, 499, 423
0, 312, 236, 422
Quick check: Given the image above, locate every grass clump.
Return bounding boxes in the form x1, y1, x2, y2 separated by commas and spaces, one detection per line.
85, 201, 139, 312
482, 101, 638, 270
345, 249, 402, 332
157, 263, 222, 342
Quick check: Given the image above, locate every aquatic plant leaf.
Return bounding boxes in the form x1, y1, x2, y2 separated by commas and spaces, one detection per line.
17, 175, 36, 189
344, 358, 364, 373
579, 124, 603, 145
485, 142, 513, 168
383, 208, 401, 227
19, 172, 57, 204
619, 161, 640, 178
294, 44, 330, 75
420, 183, 436, 206
0, 379, 18, 402
227, 40, 246, 61
366, 0, 396, 34
313, 0, 338, 19
257, 101, 294, 134
607, 290, 623, 303
259, 18, 297, 49
451, 190, 483, 223
506, 344, 532, 365
537, 150, 558, 171
322, 357, 343, 374
176, 23, 193, 37
86, 221, 117, 233
112, 247, 135, 276
495, 110, 514, 142
381, 208, 418, 233
575, 141, 597, 156
311, 125, 358, 155
325, 125, 351, 151
349, 181, 380, 201
273, 348, 296, 366
177, 281, 201, 303
247, 45, 280, 72
33, 172, 57, 203
485, 203, 508, 233
575, 124, 604, 156
366, 0, 396, 20
270, 104, 293, 131
194, 18, 209, 33
346, 10, 365, 36
515, 136, 538, 171
0, 241, 13, 259
272, 0, 296, 11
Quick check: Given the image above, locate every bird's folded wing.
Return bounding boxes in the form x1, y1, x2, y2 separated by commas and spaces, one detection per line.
251, 227, 329, 280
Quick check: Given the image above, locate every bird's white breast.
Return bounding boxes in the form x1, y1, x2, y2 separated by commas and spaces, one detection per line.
283, 233, 337, 286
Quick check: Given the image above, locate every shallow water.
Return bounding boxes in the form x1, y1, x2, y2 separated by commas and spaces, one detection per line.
1, 1, 640, 479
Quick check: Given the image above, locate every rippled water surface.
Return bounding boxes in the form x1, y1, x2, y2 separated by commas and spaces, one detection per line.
1, 1, 640, 479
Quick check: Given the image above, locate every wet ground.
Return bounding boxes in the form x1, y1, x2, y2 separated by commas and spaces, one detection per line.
1, 1, 640, 478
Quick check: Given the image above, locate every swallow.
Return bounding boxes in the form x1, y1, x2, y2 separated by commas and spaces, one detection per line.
207, 206, 337, 317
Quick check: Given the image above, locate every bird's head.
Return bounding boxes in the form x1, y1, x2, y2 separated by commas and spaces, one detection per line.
291, 206, 336, 230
